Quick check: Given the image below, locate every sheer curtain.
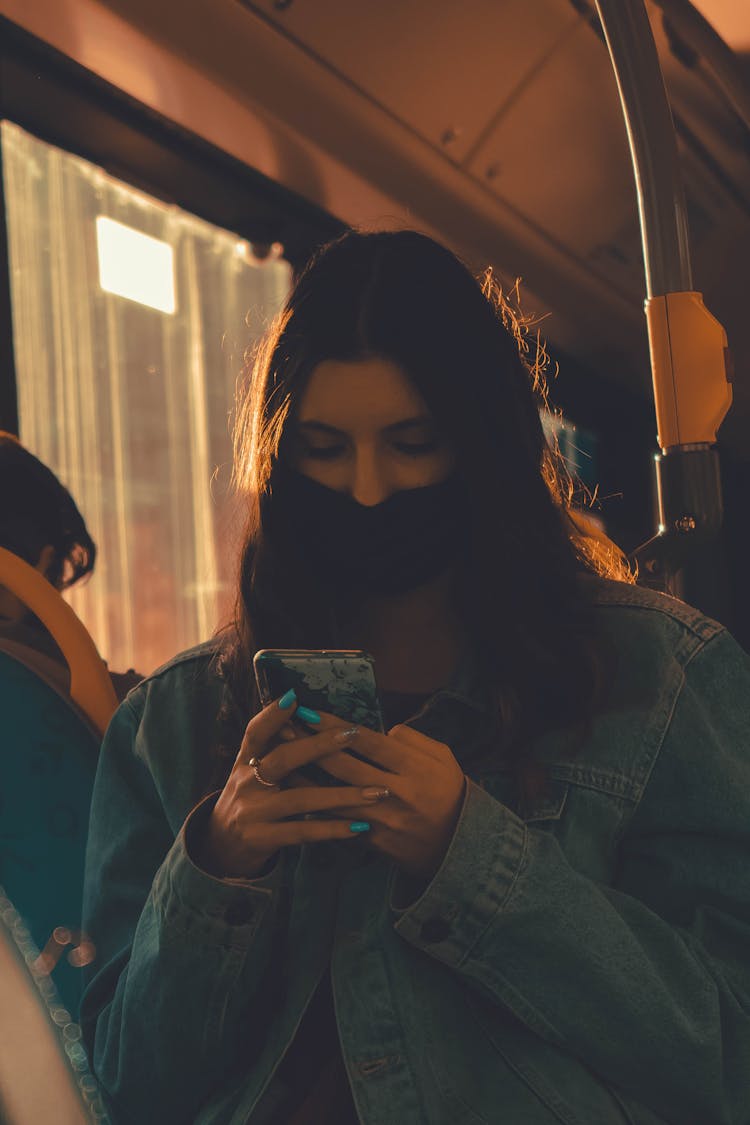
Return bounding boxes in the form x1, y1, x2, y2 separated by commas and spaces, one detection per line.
2, 121, 291, 675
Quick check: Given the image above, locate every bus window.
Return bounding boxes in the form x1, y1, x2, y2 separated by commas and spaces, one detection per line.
542, 411, 599, 496
1, 121, 292, 675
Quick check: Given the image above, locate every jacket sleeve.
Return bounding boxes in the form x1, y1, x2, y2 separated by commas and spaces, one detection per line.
390, 628, 750, 1125
80, 698, 286, 1125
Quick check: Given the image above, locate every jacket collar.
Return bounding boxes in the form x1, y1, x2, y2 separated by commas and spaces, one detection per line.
401, 641, 499, 769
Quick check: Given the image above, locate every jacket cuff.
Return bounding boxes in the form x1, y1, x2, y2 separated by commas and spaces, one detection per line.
151, 792, 283, 950
390, 779, 527, 965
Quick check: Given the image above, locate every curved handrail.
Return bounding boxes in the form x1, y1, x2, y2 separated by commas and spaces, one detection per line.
594, 0, 733, 625
594, 0, 692, 298
0, 547, 118, 737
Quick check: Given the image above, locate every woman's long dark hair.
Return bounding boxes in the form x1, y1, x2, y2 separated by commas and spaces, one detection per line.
0, 432, 96, 590
210, 229, 634, 803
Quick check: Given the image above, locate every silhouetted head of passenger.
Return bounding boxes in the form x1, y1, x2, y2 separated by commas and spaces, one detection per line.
233, 227, 627, 605
0, 432, 96, 592
237, 229, 555, 503
215, 228, 630, 796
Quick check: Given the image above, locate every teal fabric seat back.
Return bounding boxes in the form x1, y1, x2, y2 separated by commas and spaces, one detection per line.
0, 650, 99, 1020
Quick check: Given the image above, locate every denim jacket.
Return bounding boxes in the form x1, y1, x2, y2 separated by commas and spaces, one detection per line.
80, 579, 750, 1125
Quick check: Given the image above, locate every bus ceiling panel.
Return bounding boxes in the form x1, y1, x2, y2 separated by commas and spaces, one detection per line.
656, 0, 750, 127
15, 0, 646, 379
465, 16, 643, 285
690, 0, 750, 53
650, 7, 750, 213
236, 0, 582, 170
0, 0, 702, 394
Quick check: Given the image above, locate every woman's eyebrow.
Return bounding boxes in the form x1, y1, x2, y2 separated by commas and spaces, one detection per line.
297, 415, 433, 436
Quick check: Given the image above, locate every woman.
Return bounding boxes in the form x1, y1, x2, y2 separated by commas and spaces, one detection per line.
81, 230, 750, 1125
0, 433, 141, 701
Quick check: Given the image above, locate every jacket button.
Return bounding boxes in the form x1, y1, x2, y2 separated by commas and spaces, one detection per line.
224, 901, 255, 926
419, 916, 450, 943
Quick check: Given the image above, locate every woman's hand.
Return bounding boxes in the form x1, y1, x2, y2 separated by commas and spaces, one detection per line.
196, 696, 387, 879
288, 711, 467, 883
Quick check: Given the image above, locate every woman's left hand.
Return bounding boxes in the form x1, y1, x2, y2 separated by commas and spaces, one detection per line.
286, 711, 467, 882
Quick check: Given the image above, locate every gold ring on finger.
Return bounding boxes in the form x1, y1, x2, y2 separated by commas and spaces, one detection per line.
247, 756, 280, 789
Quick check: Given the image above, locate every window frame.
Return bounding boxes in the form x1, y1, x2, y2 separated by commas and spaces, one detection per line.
0, 14, 346, 433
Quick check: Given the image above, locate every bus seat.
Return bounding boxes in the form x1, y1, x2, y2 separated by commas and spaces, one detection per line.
0, 546, 118, 737
0, 547, 119, 1019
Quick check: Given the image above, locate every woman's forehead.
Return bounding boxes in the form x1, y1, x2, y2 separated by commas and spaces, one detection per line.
297, 357, 430, 422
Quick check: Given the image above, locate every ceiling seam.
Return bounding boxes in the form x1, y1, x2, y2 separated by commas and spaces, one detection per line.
231, 1, 642, 308
461, 11, 587, 169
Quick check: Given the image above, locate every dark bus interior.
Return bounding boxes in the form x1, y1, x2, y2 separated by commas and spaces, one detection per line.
0, 1, 747, 1119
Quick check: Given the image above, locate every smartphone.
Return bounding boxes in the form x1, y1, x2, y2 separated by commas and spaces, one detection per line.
253, 649, 385, 786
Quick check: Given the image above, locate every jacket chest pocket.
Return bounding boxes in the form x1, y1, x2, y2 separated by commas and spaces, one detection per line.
521, 779, 569, 825
473, 768, 569, 828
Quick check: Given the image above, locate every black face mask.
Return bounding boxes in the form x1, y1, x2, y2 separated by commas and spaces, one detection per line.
267, 465, 471, 606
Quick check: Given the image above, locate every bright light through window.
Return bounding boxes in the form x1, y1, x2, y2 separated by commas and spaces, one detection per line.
96, 216, 176, 314
2, 120, 292, 675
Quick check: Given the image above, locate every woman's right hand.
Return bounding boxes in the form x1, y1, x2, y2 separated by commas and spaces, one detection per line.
196, 694, 370, 879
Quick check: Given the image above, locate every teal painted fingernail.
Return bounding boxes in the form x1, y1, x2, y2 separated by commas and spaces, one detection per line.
349, 821, 370, 833
278, 689, 297, 709
296, 705, 321, 724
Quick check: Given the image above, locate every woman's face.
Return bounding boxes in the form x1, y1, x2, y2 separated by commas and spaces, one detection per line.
288, 357, 455, 506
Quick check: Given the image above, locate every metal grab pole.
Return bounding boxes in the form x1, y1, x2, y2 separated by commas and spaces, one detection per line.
594, 0, 733, 623
594, 0, 692, 298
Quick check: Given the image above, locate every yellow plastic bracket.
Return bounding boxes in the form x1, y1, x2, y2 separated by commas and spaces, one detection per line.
0, 546, 118, 737
645, 291, 733, 451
